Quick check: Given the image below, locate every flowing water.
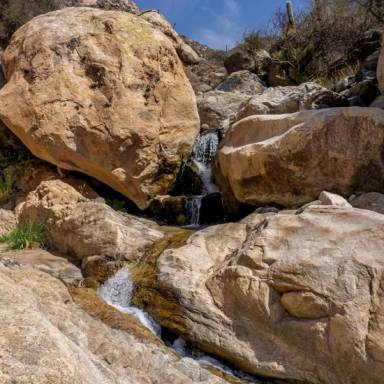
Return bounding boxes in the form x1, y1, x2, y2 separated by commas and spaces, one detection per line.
185, 131, 220, 227
99, 268, 273, 384
98, 268, 160, 335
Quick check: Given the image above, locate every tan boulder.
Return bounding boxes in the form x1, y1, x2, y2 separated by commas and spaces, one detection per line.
17, 180, 164, 260
140, 11, 201, 65
215, 107, 384, 210
0, 209, 16, 236
0, 8, 199, 209
0, 248, 82, 286
146, 206, 384, 383
0, 263, 227, 384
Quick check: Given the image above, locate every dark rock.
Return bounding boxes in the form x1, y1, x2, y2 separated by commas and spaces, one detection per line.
199, 193, 225, 225
216, 70, 265, 95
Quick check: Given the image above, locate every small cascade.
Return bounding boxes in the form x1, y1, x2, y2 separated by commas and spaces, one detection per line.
184, 131, 221, 227
191, 131, 219, 194
98, 268, 160, 335
170, 338, 272, 384
185, 195, 203, 227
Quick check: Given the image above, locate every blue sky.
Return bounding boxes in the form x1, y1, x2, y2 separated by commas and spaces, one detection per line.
135, 0, 308, 50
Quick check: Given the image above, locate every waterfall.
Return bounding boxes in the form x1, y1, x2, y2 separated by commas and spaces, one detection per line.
98, 268, 160, 335
191, 131, 219, 194
185, 195, 203, 227
184, 131, 220, 227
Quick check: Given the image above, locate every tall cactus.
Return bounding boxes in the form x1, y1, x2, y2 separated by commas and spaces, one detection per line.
286, 0, 296, 27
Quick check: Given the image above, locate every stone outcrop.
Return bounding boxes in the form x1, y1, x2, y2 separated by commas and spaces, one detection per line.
144, 206, 384, 383
236, 82, 347, 121
198, 91, 250, 132
0, 209, 16, 236
0, 262, 226, 384
350, 192, 384, 214
215, 107, 384, 210
17, 180, 164, 261
224, 48, 271, 77
66, 0, 140, 13
0, 8, 200, 209
0, 247, 83, 286
198, 82, 346, 134
139, 11, 201, 65
215, 70, 265, 95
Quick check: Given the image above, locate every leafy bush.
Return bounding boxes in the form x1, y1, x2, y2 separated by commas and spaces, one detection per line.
0, 221, 47, 249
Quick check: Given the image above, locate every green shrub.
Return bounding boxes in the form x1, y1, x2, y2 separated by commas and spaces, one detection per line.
0, 221, 47, 249
0, 175, 14, 204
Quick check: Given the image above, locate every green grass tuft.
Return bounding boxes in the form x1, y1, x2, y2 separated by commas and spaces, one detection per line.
0, 221, 47, 250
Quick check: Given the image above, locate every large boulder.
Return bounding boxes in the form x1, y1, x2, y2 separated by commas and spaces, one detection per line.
143, 206, 384, 383
16, 180, 164, 261
0, 262, 227, 384
0, 8, 200, 209
215, 107, 384, 210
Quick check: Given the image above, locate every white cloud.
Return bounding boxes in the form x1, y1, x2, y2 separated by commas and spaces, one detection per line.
195, 1, 243, 50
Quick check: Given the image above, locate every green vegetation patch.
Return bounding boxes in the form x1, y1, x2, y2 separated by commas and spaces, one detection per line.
0, 221, 47, 250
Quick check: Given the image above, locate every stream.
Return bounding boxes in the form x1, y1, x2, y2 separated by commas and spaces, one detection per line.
99, 268, 274, 384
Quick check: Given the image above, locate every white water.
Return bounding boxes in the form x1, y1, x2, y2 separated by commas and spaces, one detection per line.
171, 338, 267, 383
99, 269, 268, 383
185, 195, 203, 227
98, 268, 160, 335
192, 132, 219, 194
185, 132, 220, 227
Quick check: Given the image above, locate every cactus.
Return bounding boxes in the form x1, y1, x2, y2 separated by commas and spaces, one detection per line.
286, 0, 296, 27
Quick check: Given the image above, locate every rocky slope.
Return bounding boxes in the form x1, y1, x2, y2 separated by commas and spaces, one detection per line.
0, 3, 384, 384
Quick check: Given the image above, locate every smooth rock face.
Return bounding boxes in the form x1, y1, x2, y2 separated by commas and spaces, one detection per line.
17, 180, 164, 260
0, 263, 226, 384
350, 192, 384, 214
215, 107, 384, 209
0, 248, 82, 286
0, 209, 16, 236
318, 191, 352, 207
140, 11, 201, 65
0, 8, 200, 209
153, 206, 384, 383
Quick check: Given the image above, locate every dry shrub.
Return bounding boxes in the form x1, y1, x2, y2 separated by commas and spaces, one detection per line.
270, 0, 383, 84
